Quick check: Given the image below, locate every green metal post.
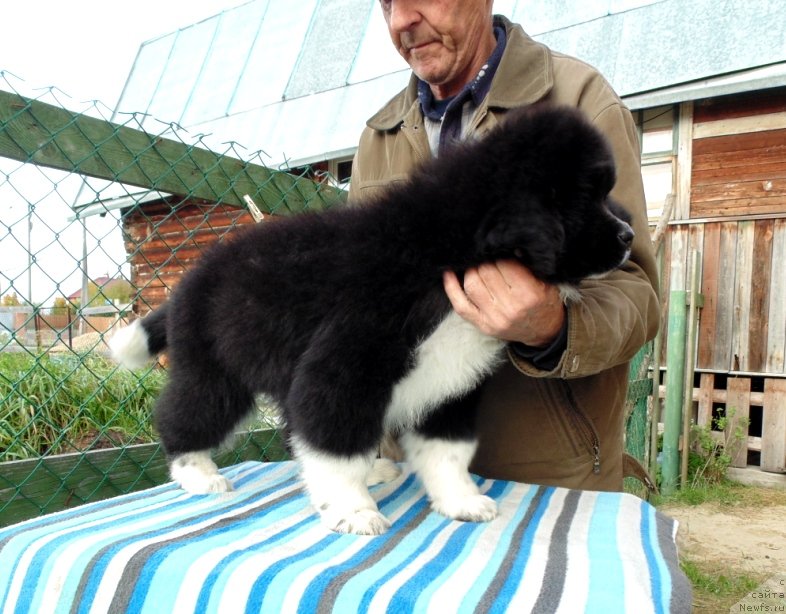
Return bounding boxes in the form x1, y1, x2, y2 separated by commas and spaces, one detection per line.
662, 290, 687, 495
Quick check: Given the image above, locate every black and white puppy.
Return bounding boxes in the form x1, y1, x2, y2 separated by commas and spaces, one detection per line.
110, 106, 634, 535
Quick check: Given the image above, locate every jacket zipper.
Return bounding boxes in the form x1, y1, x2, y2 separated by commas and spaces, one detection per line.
559, 381, 602, 474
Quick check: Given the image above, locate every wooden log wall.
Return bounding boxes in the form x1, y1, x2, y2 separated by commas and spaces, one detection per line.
122, 199, 256, 314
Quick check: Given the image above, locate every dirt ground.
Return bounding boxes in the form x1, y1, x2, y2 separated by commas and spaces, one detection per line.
663, 502, 786, 575
659, 486, 786, 611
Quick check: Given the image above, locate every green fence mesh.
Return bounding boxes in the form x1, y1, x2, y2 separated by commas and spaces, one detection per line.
0, 74, 655, 526
0, 76, 344, 526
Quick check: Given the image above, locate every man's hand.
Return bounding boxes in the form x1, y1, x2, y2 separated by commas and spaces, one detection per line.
443, 260, 566, 347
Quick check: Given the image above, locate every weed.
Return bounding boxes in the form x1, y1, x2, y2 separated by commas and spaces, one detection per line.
689, 407, 749, 489
0, 352, 165, 460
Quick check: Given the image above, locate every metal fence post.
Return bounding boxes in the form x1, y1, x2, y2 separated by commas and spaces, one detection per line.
662, 290, 687, 495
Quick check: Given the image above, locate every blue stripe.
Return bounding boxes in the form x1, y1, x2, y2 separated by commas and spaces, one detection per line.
15, 491, 194, 614
641, 504, 670, 614
257, 474, 421, 614
0, 486, 180, 611
586, 493, 625, 614
143, 465, 305, 612
195, 506, 315, 613
198, 473, 418, 612
487, 487, 556, 614
126, 478, 302, 612
1, 463, 296, 614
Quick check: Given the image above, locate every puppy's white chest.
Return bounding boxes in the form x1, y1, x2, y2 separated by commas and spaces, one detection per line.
385, 310, 505, 430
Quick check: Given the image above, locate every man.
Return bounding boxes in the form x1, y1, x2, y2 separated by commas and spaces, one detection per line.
349, 0, 660, 491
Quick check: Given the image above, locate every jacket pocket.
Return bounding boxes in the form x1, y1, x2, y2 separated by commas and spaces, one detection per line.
537, 379, 602, 475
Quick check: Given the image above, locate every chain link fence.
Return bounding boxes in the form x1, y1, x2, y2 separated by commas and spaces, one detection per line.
0, 73, 656, 527
0, 74, 346, 526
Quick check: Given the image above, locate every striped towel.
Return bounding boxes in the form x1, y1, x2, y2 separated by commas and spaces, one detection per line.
0, 461, 690, 613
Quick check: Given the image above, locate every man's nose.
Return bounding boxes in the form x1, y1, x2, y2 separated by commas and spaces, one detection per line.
386, 0, 421, 33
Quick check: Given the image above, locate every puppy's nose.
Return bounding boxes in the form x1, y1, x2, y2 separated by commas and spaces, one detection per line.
618, 224, 634, 248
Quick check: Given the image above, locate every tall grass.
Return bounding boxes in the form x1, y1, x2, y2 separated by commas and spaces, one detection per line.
0, 352, 166, 461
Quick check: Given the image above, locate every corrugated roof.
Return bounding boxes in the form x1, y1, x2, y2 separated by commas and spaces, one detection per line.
114, 0, 786, 168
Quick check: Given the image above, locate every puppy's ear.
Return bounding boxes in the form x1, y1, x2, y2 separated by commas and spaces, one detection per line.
475, 203, 565, 278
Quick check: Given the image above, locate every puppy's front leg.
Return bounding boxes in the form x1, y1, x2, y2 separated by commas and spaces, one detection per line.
401, 432, 497, 522
292, 437, 390, 535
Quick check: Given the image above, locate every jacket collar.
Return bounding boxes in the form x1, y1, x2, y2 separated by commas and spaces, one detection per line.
367, 15, 554, 131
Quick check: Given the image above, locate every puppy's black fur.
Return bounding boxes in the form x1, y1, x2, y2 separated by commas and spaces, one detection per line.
113, 105, 634, 534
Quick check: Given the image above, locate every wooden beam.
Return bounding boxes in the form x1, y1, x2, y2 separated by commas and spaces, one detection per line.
762, 379, 786, 473
0, 89, 346, 215
726, 377, 751, 468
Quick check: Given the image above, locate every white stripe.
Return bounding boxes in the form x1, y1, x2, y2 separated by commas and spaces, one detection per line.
5, 490, 194, 614
618, 493, 655, 614
554, 490, 597, 614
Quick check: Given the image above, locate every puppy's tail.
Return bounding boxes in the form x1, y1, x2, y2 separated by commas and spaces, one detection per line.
109, 304, 169, 369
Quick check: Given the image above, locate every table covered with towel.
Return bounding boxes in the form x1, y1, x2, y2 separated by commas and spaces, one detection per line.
0, 461, 690, 613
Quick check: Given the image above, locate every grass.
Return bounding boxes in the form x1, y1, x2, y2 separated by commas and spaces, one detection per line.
0, 350, 283, 462
655, 480, 786, 613
680, 558, 764, 613
654, 477, 786, 508
0, 351, 165, 460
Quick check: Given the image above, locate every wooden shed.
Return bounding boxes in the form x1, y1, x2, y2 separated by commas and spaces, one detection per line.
659, 87, 786, 473
121, 198, 256, 314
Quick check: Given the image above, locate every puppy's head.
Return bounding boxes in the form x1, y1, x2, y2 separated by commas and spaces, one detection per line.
475, 106, 634, 285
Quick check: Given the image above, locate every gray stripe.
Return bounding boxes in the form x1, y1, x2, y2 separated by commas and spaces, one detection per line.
531, 489, 581, 614
69, 477, 300, 614
656, 511, 692, 613
475, 486, 547, 614
316, 504, 433, 614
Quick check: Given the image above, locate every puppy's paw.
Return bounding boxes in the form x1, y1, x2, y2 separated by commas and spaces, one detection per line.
432, 494, 498, 523
366, 457, 402, 486
170, 452, 233, 494
180, 473, 234, 494
322, 506, 391, 536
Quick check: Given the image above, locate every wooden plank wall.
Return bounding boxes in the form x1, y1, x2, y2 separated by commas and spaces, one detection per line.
691, 90, 786, 219
679, 373, 786, 473
663, 88, 786, 376
665, 220, 786, 375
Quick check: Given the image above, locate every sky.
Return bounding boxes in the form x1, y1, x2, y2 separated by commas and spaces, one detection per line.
0, 0, 245, 306
1, 0, 245, 106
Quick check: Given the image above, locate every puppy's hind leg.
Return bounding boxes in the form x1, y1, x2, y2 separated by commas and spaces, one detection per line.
155, 366, 256, 495
292, 437, 390, 535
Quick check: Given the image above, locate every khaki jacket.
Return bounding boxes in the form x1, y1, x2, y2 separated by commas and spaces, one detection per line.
349, 17, 660, 491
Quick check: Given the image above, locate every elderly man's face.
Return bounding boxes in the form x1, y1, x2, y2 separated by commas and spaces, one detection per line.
380, 0, 495, 100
